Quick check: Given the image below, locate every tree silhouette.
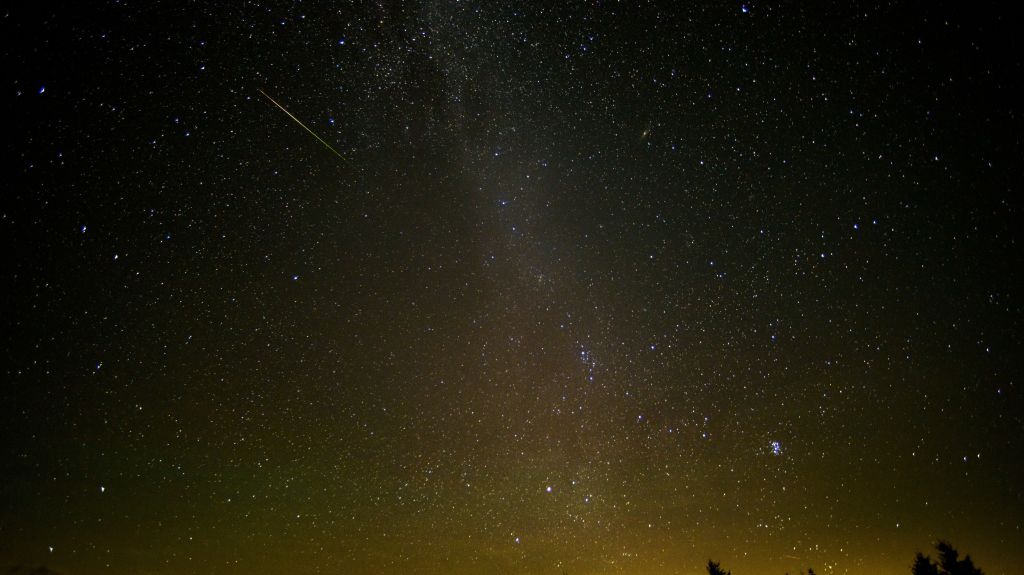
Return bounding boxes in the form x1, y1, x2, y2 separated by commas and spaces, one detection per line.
697, 541, 984, 575
707, 559, 731, 575
913, 541, 984, 575
913, 553, 941, 575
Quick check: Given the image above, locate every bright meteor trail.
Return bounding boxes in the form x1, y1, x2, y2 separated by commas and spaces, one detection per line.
257, 88, 344, 159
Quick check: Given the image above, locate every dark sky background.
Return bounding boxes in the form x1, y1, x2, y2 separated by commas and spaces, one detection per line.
3, 2, 1022, 574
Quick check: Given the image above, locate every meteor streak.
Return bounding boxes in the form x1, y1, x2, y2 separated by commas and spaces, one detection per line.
257, 88, 344, 159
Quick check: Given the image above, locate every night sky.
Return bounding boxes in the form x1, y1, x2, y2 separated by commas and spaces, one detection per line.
4, 2, 1023, 574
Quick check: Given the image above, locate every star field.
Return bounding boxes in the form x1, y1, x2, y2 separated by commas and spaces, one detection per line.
3, 2, 1022, 574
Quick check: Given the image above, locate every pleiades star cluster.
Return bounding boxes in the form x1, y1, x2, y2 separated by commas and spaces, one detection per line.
3, 2, 1021, 574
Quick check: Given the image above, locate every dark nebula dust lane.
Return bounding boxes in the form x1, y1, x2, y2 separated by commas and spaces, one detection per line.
3, 2, 1022, 575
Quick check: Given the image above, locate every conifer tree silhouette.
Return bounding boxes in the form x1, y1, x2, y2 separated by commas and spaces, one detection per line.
913, 553, 940, 575
912, 541, 984, 575
706, 559, 731, 575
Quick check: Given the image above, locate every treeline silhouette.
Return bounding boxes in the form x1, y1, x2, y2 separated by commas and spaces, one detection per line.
5, 540, 986, 575
708, 541, 984, 575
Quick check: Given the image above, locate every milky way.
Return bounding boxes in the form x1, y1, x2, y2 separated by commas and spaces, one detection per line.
4, 2, 1022, 574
